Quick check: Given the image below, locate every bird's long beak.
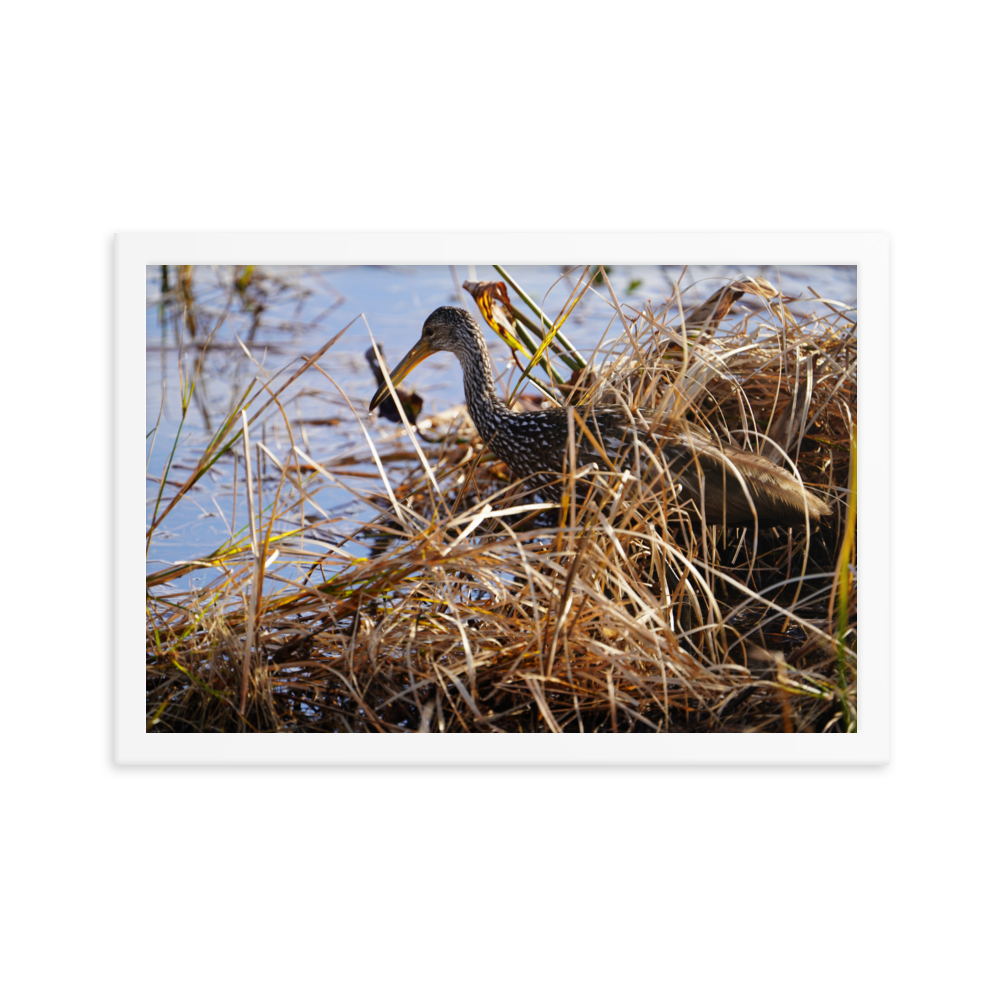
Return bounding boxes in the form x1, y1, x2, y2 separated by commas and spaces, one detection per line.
369, 339, 437, 412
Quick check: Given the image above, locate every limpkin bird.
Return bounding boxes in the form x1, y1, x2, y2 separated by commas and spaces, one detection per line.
370, 307, 831, 529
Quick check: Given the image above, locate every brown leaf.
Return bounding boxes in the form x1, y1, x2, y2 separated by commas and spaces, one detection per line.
730, 277, 779, 300
682, 286, 743, 332
462, 280, 519, 342
683, 278, 781, 335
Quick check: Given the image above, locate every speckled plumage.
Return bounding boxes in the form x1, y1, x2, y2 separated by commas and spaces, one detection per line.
374, 307, 832, 529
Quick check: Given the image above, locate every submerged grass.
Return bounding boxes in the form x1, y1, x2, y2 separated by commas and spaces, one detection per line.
146, 265, 858, 733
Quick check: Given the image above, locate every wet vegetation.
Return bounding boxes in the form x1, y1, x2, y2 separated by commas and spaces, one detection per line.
146, 265, 857, 733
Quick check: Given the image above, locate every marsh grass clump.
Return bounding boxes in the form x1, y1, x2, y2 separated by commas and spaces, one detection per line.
146, 266, 857, 733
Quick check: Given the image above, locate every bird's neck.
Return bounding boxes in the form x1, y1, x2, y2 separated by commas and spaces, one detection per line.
454, 327, 512, 440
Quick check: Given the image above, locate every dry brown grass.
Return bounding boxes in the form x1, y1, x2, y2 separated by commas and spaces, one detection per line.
146, 266, 857, 733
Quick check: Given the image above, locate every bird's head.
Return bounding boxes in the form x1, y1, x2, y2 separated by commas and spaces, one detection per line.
369, 307, 482, 413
